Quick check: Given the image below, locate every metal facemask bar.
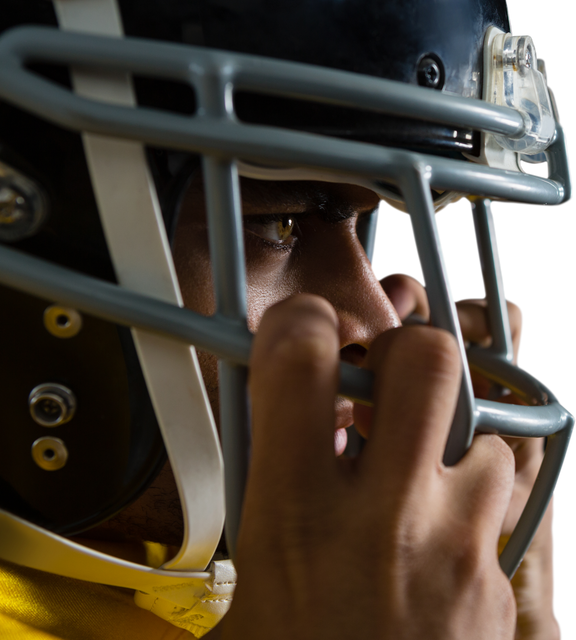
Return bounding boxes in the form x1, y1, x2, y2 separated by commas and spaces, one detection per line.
0, 14, 572, 592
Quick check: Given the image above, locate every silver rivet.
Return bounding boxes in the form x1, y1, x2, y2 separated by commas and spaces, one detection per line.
29, 383, 77, 427
0, 162, 48, 243
515, 37, 536, 77
44, 305, 83, 338
31, 436, 68, 471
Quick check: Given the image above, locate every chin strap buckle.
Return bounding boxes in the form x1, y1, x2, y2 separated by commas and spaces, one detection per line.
134, 559, 237, 637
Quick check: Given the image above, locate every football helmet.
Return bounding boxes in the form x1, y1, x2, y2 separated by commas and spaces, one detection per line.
0, 0, 572, 635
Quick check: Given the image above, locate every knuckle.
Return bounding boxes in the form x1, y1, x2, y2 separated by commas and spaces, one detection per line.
453, 541, 485, 584
253, 294, 339, 372
449, 531, 499, 589
456, 301, 491, 345
506, 300, 522, 336
506, 300, 522, 324
452, 549, 516, 625
273, 329, 337, 369
369, 318, 467, 379
392, 326, 462, 380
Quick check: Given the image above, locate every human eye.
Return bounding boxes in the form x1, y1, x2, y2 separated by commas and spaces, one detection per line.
243, 214, 298, 246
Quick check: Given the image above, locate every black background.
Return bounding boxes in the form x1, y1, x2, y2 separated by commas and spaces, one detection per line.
377, 0, 576, 637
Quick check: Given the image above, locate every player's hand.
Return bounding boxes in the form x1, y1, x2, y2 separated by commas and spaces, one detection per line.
383, 274, 559, 640
216, 293, 516, 640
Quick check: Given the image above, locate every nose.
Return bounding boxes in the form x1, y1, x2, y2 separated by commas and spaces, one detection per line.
300, 218, 400, 360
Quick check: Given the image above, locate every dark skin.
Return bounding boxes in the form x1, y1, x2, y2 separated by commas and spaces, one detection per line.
83, 177, 557, 639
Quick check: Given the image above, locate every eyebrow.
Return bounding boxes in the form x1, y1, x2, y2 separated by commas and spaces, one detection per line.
239, 180, 323, 214
239, 179, 378, 222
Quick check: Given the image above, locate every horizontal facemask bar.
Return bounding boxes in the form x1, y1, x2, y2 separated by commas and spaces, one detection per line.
0, 242, 570, 438
0, 26, 525, 136
0, 26, 569, 206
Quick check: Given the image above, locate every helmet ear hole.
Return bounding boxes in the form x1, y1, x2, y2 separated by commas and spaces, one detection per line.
417, 53, 445, 90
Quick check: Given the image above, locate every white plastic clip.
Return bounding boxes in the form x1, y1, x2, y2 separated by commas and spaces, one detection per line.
477, 26, 555, 170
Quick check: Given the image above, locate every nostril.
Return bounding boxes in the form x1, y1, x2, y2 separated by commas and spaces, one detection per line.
340, 343, 367, 367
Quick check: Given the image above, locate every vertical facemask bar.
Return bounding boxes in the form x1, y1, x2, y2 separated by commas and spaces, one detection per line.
356, 208, 379, 262
217, 360, 251, 560
202, 156, 250, 559
406, 216, 426, 286
471, 198, 514, 362
196, 63, 250, 558
401, 163, 475, 464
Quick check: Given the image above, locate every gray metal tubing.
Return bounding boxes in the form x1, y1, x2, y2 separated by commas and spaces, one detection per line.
0, 90, 566, 205
471, 199, 514, 361
0, 80, 565, 206
202, 158, 247, 320
218, 362, 250, 560
0, 31, 567, 206
0, 26, 525, 137
468, 198, 508, 416
0, 238, 572, 436
399, 170, 573, 576
196, 50, 251, 557
0, 244, 374, 405
499, 423, 573, 578
0, 86, 572, 206
463, 184, 571, 580
426, 123, 574, 207
0, 244, 251, 361
468, 347, 552, 405
356, 209, 379, 262
475, 400, 570, 437
546, 126, 572, 202
402, 164, 475, 465
0, 245, 572, 436
370, 202, 384, 268
202, 156, 249, 560
202, 158, 250, 560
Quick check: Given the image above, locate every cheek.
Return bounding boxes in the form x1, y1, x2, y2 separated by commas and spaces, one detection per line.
173, 226, 216, 317
196, 349, 220, 427
246, 272, 296, 334
244, 239, 300, 334
172, 223, 222, 426
172, 224, 300, 431
174, 220, 299, 332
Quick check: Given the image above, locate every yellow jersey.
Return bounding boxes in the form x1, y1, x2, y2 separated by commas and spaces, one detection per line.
0, 540, 195, 640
